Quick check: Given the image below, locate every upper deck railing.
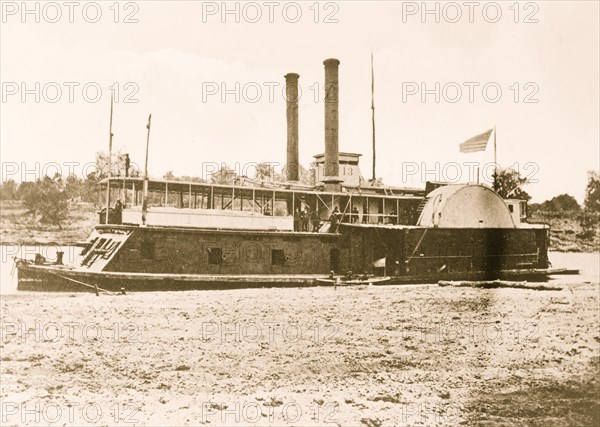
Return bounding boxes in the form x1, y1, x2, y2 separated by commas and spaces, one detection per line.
99, 177, 426, 229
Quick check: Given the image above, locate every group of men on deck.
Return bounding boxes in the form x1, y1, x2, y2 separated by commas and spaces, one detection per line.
293, 205, 366, 233
294, 207, 321, 232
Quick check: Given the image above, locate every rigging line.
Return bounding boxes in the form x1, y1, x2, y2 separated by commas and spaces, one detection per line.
374, 227, 391, 258
46, 269, 114, 294
406, 227, 430, 264
340, 186, 360, 217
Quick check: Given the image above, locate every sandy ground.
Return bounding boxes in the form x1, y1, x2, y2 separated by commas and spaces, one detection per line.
1, 280, 598, 426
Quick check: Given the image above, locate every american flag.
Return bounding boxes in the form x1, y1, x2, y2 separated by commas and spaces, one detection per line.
459, 128, 493, 153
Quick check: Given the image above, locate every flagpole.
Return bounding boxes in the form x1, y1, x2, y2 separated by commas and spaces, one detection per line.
142, 114, 152, 225
371, 52, 376, 182
105, 94, 114, 224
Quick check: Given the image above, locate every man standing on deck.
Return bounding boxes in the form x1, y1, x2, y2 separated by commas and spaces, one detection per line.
114, 199, 123, 224
294, 208, 301, 231
330, 207, 341, 233
351, 206, 359, 223
302, 207, 310, 231
311, 209, 321, 232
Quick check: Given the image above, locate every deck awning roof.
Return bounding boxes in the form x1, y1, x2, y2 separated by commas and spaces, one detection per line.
100, 177, 426, 199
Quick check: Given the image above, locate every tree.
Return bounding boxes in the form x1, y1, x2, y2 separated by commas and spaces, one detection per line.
211, 165, 237, 184
579, 170, 600, 238
299, 163, 316, 186
0, 179, 18, 200
65, 174, 84, 201
17, 181, 35, 200
540, 194, 580, 213
492, 168, 531, 200
80, 172, 101, 204
22, 176, 69, 228
584, 170, 600, 213
94, 150, 133, 179
161, 170, 206, 183
252, 162, 283, 183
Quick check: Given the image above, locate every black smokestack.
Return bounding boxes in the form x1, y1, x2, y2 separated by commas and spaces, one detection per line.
323, 58, 340, 182
285, 73, 299, 181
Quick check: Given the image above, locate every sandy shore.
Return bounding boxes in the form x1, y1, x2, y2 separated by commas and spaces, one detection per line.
1, 281, 598, 426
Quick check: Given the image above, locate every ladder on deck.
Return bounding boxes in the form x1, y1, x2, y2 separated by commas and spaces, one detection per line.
415, 197, 429, 221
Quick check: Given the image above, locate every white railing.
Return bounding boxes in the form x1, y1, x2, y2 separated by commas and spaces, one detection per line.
122, 207, 293, 231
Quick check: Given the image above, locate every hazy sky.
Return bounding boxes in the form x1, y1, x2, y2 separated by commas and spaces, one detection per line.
1, 1, 598, 202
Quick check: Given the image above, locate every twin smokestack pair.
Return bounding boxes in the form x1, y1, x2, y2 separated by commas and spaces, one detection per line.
285, 58, 341, 189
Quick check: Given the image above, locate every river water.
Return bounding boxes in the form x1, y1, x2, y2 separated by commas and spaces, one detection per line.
0, 246, 597, 294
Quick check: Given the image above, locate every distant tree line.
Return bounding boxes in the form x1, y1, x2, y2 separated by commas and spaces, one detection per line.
528, 171, 600, 239
0, 152, 134, 228
528, 171, 599, 215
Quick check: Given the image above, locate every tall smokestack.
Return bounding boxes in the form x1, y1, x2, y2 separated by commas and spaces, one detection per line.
285, 73, 299, 182
323, 58, 341, 188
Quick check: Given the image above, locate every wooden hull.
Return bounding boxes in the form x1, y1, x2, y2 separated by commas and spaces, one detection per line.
16, 263, 325, 293
16, 262, 572, 293
15, 222, 558, 292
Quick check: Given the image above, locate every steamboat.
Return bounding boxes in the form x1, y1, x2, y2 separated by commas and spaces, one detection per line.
17, 58, 569, 292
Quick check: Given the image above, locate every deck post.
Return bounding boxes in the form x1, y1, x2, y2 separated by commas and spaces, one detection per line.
105, 95, 114, 224
142, 114, 151, 225
349, 196, 352, 222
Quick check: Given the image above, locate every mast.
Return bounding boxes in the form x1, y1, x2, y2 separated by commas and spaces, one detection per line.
371, 52, 376, 181
493, 125, 497, 190
142, 114, 152, 225
105, 94, 114, 224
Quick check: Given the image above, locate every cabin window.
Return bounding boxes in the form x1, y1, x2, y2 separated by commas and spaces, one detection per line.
508, 205, 514, 213
140, 240, 155, 259
271, 249, 286, 265
520, 201, 527, 218
208, 247, 223, 265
